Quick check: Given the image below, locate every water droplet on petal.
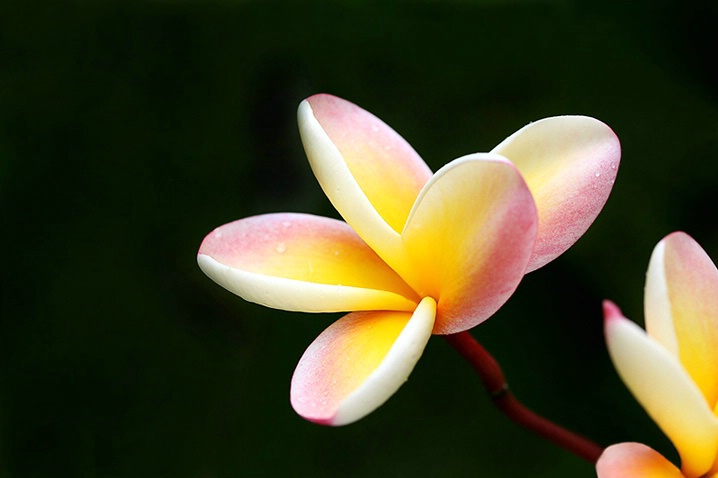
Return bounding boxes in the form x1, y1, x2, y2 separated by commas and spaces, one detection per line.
276, 243, 286, 253
595, 172, 601, 177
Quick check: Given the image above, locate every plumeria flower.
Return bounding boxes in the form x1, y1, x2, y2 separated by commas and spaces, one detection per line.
598, 232, 718, 478
198, 94, 620, 425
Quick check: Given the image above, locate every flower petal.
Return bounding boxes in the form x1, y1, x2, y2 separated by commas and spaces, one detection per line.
604, 301, 718, 478
644, 239, 679, 356
402, 154, 538, 334
657, 232, 718, 409
290, 296, 436, 426
298, 94, 432, 270
197, 213, 419, 313
596, 443, 684, 478
492, 116, 620, 271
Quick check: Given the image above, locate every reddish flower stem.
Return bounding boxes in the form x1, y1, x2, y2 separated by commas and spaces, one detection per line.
444, 331, 603, 464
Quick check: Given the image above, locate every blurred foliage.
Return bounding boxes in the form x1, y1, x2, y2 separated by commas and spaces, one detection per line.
1, 0, 716, 476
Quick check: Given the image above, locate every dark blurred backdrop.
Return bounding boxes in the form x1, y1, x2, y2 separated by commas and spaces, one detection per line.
1, 1, 717, 476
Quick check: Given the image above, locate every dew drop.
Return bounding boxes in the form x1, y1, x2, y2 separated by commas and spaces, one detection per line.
276, 243, 286, 254
282, 221, 292, 228
595, 172, 601, 177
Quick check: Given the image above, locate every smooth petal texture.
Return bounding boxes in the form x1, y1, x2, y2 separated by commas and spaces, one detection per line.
597, 443, 684, 478
492, 116, 620, 271
402, 154, 538, 334
644, 239, 679, 356
604, 301, 718, 478
291, 297, 436, 426
298, 95, 432, 272
661, 232, 718, 409
198, 213, 419, 313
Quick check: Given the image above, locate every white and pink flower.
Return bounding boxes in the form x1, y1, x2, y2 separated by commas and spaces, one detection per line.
198, 94, 620, 426
599, 232, 718, 478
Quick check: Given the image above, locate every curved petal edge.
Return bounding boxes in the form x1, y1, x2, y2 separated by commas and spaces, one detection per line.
604, 301, 718, 478
291, 297, 436, 426
197, 254, 417, 312
197, 213, 419, 312
596, 443, 684, 478
402, 154, 537, 333
298, 96, 424, 269
661, 231, 718, 409
492, 115, 620, 271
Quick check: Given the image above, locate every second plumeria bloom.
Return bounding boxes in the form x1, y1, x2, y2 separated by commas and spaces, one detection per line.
598, 232, 718, 478
198, 94, 620, 425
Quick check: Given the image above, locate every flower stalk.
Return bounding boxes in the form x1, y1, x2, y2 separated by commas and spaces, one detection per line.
444, 331, 603, 464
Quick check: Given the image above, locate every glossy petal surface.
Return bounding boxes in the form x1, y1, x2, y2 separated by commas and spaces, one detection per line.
492, 116, 620, 271
656, 232, 718, 408
402, 155, 537, 334
291, 297, 436, 426
596, 443, 684, 478
198, 213, 419, 312
604, 301, 718, 478
298, 94, 432, 269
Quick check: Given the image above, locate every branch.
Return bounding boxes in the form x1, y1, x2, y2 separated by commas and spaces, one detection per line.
444, 331, 603, 464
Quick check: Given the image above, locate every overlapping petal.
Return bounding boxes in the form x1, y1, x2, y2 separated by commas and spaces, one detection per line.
298, 94, 432, 270
198, 213, 419, 313
492, 116, 620, 271
645, 232, 718, 409
597, 443, 684, 478
200, 93, 620, 427
401, 155, 538, 334
604, 301, 718, 478
291, 297, 436, 425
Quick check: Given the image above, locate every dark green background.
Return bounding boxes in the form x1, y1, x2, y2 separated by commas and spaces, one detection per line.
2, 1, 716, 476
